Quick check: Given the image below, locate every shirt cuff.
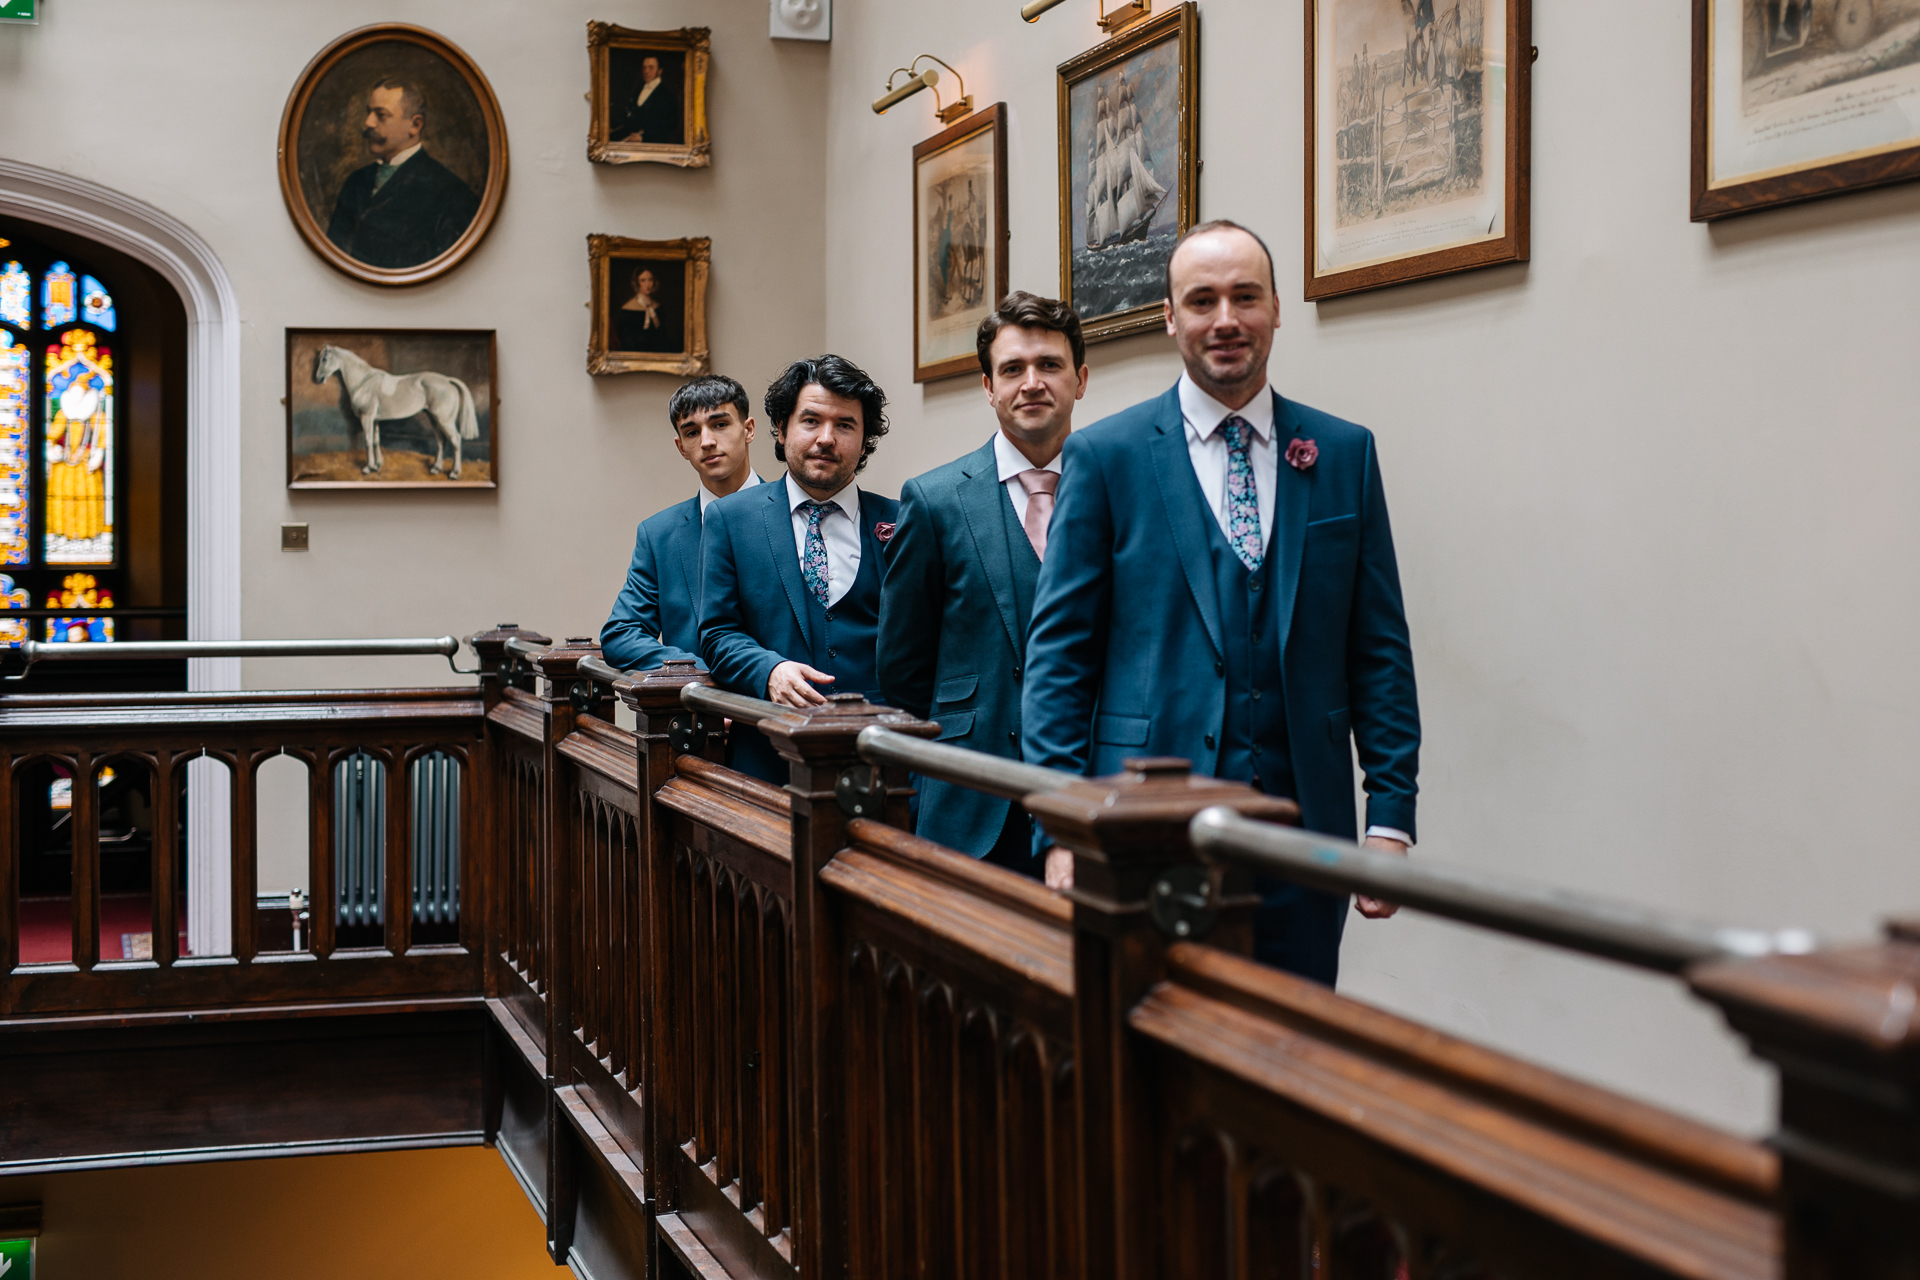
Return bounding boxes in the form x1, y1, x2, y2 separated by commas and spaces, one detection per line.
1364, 826, 1412, 847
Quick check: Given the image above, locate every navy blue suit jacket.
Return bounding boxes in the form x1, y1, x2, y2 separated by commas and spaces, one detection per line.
879, 438, 1037, 856
699, 479, 899, 782
1022, 386, 1420, 843
601, 493, 704, 671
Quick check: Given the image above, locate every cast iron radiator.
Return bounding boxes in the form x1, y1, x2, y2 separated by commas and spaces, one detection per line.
332, 749, 461, 930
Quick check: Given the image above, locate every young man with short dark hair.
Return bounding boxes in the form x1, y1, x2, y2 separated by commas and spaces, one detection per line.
601, 375, 761, 671
698, 355, 898, 783
878, 292, 1089, 881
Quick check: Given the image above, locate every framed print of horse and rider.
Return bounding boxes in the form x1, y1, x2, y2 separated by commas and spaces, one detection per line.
286, 330, 497, 489
1305, 0, 1532, 300
1692, 0, 1920, 220
1057, 4, 1200, 344
913, 103, 1009, 382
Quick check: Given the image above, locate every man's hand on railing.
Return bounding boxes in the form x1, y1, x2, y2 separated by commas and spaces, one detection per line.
1044, 845, 1074, 891
1355, 834, 1408, 919
768, 660, 835, 708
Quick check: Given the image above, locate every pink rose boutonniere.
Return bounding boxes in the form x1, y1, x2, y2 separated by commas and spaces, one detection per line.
874, 521, 896, 544
1286, 437, 1319, 472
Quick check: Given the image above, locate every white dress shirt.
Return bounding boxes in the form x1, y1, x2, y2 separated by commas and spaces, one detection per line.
379, 142, 422, 171
1177, 375, 1411, 847
784, 472, 862, 608
991, 431, 1064, 526
635, 78, 662, 110
697, 468, 760, 518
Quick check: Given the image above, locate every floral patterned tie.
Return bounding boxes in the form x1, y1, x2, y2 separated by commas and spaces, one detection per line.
1222, 415, 1263, 571
799, 500, 832, 606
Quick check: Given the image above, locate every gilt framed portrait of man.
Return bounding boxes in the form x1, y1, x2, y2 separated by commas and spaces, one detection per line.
1692, 0, 1920, 220
588, 24, 712, 167
277, 25, 509, 287
587, 236, 711, 376
1057, 4, 1200, 344
1305, 0, 1532, 299
912, 103, 1009, 383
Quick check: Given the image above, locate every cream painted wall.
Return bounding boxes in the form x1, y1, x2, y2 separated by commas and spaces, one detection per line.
824, 1, 1920, 1133
0, 0, 828, 692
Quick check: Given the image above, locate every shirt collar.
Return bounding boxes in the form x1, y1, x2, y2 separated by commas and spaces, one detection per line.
1177, 371, 1274, 443
992, 430, 1064, 484
381, 143, 423, 170
785, 471, 859, 521
698, 469, 760, 517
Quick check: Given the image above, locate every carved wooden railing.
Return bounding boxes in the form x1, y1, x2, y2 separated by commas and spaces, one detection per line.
11, 626, 1920, 1280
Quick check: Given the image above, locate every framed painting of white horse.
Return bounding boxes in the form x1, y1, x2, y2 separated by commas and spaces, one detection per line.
287, 329, 497, 489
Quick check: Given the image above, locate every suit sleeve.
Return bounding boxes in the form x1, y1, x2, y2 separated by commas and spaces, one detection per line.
1021, 433, 1115, 777
601, 522, 695, 671
697, 501, 787, 700
877, 478, 942, 721
1346, 433, 1421, 839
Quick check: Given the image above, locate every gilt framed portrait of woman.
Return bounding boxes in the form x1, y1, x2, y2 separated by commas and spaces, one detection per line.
277, 24, 509, 287
1057, 4, 1200, 344
588, 236, 711, 376
587, 24, 712, 167
913, 103, 1009, 383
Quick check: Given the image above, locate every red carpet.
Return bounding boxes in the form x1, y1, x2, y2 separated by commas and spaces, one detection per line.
18, 894, 190, 964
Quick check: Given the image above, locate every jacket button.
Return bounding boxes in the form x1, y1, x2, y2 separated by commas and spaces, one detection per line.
1204, 735, 1216, 749
1012, 666, 1022, 678
828, 647, 838, 658
1250, 576, 1261, 590
1252, 689, 1263, 701
1215, 660, 1224, 676
825, 612, 834, 621
1008, 730, 1018, 743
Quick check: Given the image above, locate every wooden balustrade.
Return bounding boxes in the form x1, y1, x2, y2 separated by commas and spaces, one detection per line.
7, 628, 1919, 1280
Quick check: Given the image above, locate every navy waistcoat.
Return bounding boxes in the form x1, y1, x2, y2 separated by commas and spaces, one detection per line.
802, 533, 884, 701
1205, 515, 1294, 798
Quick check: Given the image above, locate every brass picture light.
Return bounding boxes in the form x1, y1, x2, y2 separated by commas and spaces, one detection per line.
871, 55, 974, 124
1020, 0, 1153, 35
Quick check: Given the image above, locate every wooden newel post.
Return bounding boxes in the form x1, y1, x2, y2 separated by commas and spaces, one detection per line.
614, 658, 716, 1213
759, 693, 937, 1280
1026, 757, 1298, 1280
468, 624, 551, 709
530, 635, 602, 1263
1691, 921, 1920, 1280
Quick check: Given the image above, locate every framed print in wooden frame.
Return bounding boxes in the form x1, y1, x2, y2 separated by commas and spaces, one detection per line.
912, 103, 1010, 383
1692, 0, 1920, 220
1305, 0, 1531, 300
1057, 4, 1200, 345
588, 235, 712, 376
277, 24, 509, 287
588, 24, 712, 167
287, 329, 498, 490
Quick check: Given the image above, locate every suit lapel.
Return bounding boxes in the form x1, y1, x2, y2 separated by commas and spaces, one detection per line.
1269, 391, 1311, 654
674, 497, 700, 609
954, 440, 1024, 660
1147, 392, 1224, 659
758, 481, 813, 648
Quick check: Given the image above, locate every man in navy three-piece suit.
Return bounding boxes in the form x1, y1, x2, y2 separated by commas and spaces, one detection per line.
601, 376, 764, 671
699, 356, 900, 785
1022, 221, 1421, 986
880, 293, 1090, 881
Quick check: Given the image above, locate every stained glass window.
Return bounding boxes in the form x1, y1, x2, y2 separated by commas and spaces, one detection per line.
0, 333, 27, 566
45, 571, 113, 643
41, 260, 75, 328
0, 572, 26, 647
44, 329, 114, 565
0, 261, 28, 330
80, 275, 115, 332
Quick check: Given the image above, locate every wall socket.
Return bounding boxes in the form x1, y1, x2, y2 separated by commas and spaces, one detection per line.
281, 523, 310, 551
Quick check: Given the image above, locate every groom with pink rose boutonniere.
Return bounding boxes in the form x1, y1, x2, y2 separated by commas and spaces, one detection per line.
1021, 220, 1421, 987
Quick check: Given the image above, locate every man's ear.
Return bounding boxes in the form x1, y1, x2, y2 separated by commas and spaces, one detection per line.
1163, 297, 1177, 336
742, 415, 757, 443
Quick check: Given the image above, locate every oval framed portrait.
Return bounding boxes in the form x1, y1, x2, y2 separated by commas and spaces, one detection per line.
277, 24, 509, 287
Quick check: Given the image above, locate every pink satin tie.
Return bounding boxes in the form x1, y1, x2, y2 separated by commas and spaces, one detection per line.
1017, 469, 1058, 561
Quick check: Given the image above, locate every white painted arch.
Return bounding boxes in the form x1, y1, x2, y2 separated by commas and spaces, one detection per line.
0, 157, 242, 682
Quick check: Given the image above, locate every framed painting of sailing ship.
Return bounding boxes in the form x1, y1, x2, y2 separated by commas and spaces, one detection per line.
913, 103, 1009, 382
587, 234, 712, 376
1305, 0, 1531, 300
1057, 4, 1200, 344
1692, 0, 1920, 221
286, 329, 497, 489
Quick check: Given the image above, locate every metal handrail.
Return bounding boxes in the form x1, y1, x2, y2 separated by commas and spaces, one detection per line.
1189, 807, 1817, 975
856, 725, 1074, 801
578, 654, 634, 685
504, 635, 551, 660
682, 683, 784, 725
7, 635, 470, 678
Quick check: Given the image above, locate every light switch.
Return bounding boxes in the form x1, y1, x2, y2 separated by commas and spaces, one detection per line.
281, 523, 310, 551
